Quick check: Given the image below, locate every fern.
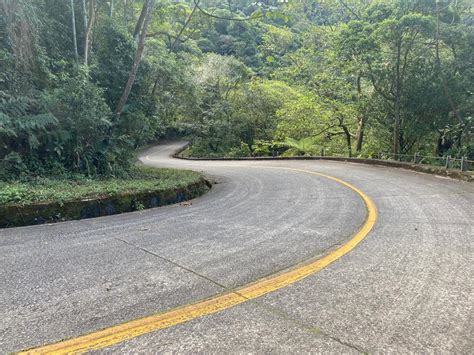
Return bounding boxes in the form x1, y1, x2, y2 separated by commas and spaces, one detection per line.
0, 94, 58, 172
0, 112, 16, 137
282, 137, 318, 156
0, 96, 57, 135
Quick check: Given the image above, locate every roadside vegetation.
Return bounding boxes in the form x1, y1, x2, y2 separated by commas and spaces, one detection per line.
0, 167, 201, 206
1, 0, 472, 191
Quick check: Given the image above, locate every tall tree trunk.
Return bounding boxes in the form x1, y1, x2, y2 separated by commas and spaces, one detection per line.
70, 0, 79, 62
393, 39, 402, 157
342, 125, 352, 157
109, 0, 113, 17
84, 0, 95, 66
394, 96, 401, 157
115, 0, 154, 116
133, 2, 147, 41
81, 0, 88, 31
354, 74, 365, 153
355, 118, 365, 153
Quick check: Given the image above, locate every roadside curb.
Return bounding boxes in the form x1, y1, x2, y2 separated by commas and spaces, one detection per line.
173, 146, 473, 182
0, 177, 211, 228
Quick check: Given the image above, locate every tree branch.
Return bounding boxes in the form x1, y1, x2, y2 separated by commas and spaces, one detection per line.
193, 0, 263, 22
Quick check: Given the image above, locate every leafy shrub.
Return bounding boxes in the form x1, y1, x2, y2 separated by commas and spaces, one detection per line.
251, 140, 286, 156
226, 142, 251, 157
0, 167, 202, 206
0, 184, 31, 205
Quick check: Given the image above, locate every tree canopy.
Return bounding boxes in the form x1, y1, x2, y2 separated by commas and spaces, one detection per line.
1, 0, 472, 179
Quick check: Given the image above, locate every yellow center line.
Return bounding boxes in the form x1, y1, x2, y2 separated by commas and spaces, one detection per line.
20, 166, 377, 354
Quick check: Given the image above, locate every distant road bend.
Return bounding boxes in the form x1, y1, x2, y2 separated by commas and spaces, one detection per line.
1, 142, 473, 353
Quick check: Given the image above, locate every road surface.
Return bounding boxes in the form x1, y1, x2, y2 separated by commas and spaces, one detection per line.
1, 142, 473, 353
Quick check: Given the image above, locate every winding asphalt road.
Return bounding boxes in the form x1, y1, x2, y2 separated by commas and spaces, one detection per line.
1, 142, 473, 353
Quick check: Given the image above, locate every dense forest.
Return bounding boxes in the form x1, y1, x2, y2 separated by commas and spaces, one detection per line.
1, 0, 473, 180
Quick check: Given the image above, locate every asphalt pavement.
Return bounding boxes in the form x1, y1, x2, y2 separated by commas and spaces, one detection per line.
1, 142, 472, 353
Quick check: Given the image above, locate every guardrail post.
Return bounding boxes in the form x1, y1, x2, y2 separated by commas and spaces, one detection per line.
445, 155, 451, 169
460, 156, 466, 171
321, 148, 324, 157
413, 152, 418, 164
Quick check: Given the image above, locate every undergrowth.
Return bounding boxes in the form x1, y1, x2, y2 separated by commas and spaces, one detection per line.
0, 166, 201, 206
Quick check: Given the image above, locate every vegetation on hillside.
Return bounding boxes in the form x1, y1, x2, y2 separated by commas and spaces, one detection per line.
1, 0, 472, 181
0, 166, 201, 205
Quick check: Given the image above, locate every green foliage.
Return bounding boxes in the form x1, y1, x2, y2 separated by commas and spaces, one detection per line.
0, 93, 58, 178
226, 142, 251, 158
92, 19, 138, 109
230, 79, 299, 142
1, 0, 472, 177
0, 167, 201, 206
43, 69, 113, 169
276, 94, 329, 140
260, 24, 296, 70
251, 140, 286, 157
282, 137, 318, 157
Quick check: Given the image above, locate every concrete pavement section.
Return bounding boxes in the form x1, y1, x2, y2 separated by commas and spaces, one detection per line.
1, 142, 473, 353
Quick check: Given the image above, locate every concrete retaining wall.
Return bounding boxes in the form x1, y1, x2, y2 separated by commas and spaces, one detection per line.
0, 178, 211, 228
174, 147, 473, 182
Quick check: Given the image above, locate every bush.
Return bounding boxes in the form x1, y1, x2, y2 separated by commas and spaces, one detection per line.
0, 166, 202, 206
226, 142, 251, 157
251, 140, 286, 156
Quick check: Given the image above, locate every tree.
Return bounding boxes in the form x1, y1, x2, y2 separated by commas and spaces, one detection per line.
0, 0, 472, 179
83, 0, 96, 66
70, 0, 79, 62
340, 10, 435, 155
115, 0, 154, 117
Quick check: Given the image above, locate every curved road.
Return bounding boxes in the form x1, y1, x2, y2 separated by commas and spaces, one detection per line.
1, 142, 473, 353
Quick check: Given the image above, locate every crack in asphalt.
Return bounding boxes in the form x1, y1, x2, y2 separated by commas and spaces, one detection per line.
112, 234, 354, 294
113, 236, 368, 353
247, 299, 368, 353
112, 237, 229, 290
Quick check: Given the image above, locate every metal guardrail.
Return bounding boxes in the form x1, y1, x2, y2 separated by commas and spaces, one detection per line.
318, 151, 473, 172
254, 148, 472, 172
174, 145, 473, 180
179, 145, 473, 173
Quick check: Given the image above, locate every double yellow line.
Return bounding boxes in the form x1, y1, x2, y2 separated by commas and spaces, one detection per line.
22, 167, 377, 354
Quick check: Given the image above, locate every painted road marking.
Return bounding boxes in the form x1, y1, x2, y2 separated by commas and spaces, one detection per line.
21, 165, 377, 354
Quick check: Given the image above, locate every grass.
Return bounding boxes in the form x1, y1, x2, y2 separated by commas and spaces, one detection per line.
0, 166, 202, 206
